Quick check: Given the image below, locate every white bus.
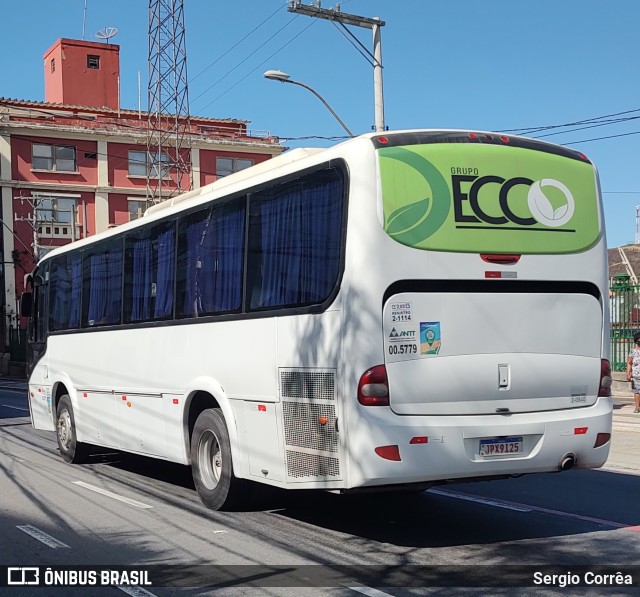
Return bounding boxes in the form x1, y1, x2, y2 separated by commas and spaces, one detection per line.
23, 130, 613, 510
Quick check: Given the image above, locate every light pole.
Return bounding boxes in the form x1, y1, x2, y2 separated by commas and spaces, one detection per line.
263, 70, 354, 138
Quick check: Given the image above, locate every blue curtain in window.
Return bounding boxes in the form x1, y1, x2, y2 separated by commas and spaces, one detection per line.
105, 249, 123, 324
131, 238, 152, 321
49, 262, 70, 330
154, 227, 175, 318
182, 219, 207, 317
300, 180, 342, 301
68, 255, 82, 328
200, 207, 245, 313
87, 253, 108, 325
87, 249, 122, 325
257, 178, 342, 308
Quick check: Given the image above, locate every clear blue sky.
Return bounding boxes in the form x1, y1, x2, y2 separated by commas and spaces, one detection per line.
3, 1, 640, 248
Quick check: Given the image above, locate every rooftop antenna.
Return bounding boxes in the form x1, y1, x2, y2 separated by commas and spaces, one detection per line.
82, 0, 87, 40
96, 27, 118, 44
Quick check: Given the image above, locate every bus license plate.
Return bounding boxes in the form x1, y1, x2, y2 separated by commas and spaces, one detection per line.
479, 436, 523, 457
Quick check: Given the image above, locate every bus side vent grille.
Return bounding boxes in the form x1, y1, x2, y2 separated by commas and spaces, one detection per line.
286, 450, 340, 479
283, 401, 338, 453
280, 370, 335, 401
280, 368, 340, 481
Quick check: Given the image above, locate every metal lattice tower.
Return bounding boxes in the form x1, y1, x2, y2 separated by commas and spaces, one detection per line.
147, 0, 192, 202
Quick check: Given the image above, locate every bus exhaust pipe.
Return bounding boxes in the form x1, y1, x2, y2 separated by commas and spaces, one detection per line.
559, 454, 576, 471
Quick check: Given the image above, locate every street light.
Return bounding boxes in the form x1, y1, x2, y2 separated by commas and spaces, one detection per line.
263, 70, 354, 138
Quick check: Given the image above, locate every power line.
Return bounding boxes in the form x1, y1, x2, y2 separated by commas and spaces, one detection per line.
197, 20, 317, 112
563, 130, 640, 145
189, 16, 301, 109
189, 3, 285, 87
501, 107, 640, 135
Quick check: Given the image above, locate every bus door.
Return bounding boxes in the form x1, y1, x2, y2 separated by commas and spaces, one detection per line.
25, 268, 54, 429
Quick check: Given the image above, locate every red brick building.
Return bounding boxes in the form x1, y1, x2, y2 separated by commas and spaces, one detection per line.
0, 38, 284, 362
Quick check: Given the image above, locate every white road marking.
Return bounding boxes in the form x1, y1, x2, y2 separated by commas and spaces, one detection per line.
117, 587, 158, 597
1, 404, 29, 411
427, 488, 532, 512
348, 586, 394, 597
16, 525, 70, 548
429, 488, 630, 529
73, 481, 153, 509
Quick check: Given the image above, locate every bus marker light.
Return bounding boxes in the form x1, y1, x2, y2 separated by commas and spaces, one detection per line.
172, 398, 179, 405
594, 432, 610, 448
375, 445, 401, 461
127, 402, 132, 408
485, 271, 518, 279
574, 427, 588, 435
83, 393, 87, 398
258, 404, 267, 412
122, 396, 127, 401
30, 392, 34, 397
468, 133, 477, 140
378, 136, 389, 144
481, 254, 521, 265
318, 416, 328, 426
38, 388, 41, 392
410, 436, 428, 444
500, 136, 510, 144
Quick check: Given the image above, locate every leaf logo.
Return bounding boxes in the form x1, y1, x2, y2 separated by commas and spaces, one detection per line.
382, 148, 450, 244
527, 179, 575, 227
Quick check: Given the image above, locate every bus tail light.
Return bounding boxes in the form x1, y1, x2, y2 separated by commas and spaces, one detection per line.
598, 359, 612, 397
358, 365, 389, 406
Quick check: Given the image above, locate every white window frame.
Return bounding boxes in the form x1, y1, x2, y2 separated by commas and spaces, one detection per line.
128, 197, 149, 221
128, 150, 170, 179
216, 156, 254, 178
32, 143, 77, 172
33, 193, 80, 239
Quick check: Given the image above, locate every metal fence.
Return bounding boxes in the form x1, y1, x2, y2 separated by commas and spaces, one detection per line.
610, 274, 640, 371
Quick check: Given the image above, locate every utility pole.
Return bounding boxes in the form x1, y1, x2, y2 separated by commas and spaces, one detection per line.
147, 0, 192, 203
288, 1, 386, 132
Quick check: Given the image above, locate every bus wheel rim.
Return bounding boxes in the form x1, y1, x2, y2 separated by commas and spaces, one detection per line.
198, 430, 222, 490
57, 410, 72, 450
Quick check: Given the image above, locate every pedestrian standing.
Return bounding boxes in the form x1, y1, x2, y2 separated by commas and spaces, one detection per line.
625, 331, 640, 413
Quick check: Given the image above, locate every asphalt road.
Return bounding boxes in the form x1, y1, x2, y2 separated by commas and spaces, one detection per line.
0, 384, 639, 596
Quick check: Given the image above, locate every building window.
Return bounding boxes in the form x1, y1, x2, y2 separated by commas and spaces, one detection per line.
35, 196, 77, 238
32, 143, 76, 172
128, 199, 148, 221
50, 58, 55, 73
128, 150, 170, 178
216, 157, 254, 178
87, 55, 100, 69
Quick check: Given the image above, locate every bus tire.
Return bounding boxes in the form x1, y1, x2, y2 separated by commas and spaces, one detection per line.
56, 395, 90, 464
191, 408, 241, 510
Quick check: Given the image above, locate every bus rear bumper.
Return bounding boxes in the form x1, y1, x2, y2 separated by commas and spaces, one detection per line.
347, 398, 613, 488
